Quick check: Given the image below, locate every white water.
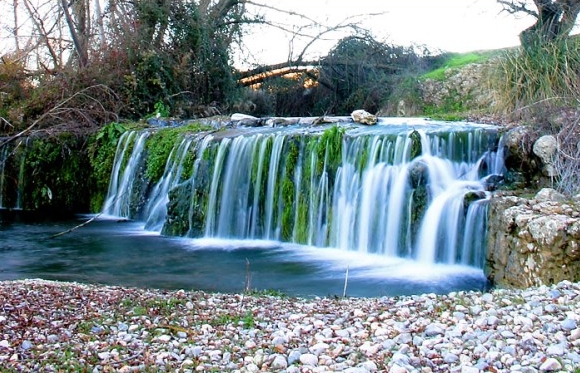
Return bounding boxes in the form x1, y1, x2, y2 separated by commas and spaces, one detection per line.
102, 131, 149, 217
0, 139, 27, 209
101, 121, 504, 268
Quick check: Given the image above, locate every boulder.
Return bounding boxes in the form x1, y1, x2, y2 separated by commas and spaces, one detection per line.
351, 110, 378, 125
532, 135, 558, 177
486, 188, 580, 288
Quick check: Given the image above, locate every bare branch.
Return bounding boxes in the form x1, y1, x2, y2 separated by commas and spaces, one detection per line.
497, 0, 539, 17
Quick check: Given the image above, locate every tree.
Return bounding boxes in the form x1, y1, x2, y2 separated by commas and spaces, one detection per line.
498, 0, 580, 45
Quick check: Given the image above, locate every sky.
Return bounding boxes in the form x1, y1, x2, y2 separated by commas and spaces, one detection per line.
238, 0, 536, 67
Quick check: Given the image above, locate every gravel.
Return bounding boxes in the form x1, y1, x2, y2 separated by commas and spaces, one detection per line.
1, 278, 580, 372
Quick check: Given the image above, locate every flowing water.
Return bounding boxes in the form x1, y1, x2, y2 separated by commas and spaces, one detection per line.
0, 118, 504, 297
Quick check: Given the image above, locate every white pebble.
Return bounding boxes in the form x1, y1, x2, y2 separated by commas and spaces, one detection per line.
300, 353, 318, 366
539, 357, 562, 371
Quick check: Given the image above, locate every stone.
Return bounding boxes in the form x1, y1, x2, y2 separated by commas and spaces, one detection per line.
535, 188, 565, 203
539, 357, 562, 371
424, 324, 445, 337
351, 109, 378, 125
270, 354, 288, 369
533, 135, 558, 177
299, 353, 318, 366
561, 318, 577, 331
231, 113, 257, 121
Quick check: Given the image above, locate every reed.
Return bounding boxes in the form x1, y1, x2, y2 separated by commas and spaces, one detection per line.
491, 37, 580, 195
490, 37, 580, 117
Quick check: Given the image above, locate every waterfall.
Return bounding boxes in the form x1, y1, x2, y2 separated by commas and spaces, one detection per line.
0, 139, 28, 210
102, 131, 149, 217
102, 121, 503, 268
0, 145, 8, 209
144, 136, 194, 231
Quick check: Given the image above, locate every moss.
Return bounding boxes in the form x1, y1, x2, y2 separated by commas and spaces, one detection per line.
145, 123, 212, 184
24, 134, 91, 214
317, 125, 344, 175
280, 138, 299, 241
88, 122, 127, 211
409, 130, 422, 160
423, 89, 469, 121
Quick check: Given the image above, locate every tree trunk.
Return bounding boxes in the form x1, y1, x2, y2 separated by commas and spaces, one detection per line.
60, 0, 89, 68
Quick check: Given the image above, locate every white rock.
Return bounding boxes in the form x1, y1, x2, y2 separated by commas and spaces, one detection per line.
539, 357, 562, 371
157, 335, 171, 343
461, 366, 480, 373
299, 353, 318, 366
271, 354, 288, 369
533, 136, 558, 176
546, 343, 566, 356
310, 342, 329, 356
359, 360, 378, 372
351, 109, 378, 125
389, 364, 409, 373
231, 113, 257, 121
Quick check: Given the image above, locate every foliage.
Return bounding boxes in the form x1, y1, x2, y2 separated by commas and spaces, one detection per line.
24, 134, 92, 214
0, 0, 252, 136
313, 34, 428, 115
489, 35, 580, 195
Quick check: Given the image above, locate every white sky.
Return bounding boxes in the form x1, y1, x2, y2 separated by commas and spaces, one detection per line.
238, 0, 536, 67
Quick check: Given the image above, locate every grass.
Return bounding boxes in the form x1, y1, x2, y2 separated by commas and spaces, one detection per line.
421, 51, 495, 81
490, 37, 580, 115
489, 36, 580, 195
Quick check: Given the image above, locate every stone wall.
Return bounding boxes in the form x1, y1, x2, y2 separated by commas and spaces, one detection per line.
486, 188, 580, 288
419, 61, 495, 111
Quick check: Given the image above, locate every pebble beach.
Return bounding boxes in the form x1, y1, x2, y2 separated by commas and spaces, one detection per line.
1, 279, 579, 372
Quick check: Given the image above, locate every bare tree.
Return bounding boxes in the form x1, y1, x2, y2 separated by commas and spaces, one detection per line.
498, 0, 580, 45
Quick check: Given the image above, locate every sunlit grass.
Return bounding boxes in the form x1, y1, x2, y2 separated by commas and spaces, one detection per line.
421, 51, 496, 81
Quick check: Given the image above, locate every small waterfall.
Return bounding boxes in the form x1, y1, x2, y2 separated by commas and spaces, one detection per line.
0, 139, 28, 210
0, 145, 8, 208
102, 121, 503, 268
144, 136, 194, 231
102, 131, 149, 217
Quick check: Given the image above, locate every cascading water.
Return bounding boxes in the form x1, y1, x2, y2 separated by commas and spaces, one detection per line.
102, 119, 504, 268
0, 139, 28, 210
102, 131, 149, 217
0, 145, 8, 209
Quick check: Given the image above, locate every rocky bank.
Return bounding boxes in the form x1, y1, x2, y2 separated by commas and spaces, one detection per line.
1, 279, 580, 372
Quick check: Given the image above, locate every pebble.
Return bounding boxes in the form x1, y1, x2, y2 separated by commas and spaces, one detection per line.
0, 279, 579, 372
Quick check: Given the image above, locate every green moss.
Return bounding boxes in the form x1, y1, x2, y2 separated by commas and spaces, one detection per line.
280, 139, 299, 241
88, 122, 127, 211
409, 130, 422, 160
145, 123, 211, 183
24, 134, 91, 213
317, 125, 344, 175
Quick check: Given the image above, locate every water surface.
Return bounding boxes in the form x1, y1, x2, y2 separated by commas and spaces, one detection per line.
0, 212, 490, 298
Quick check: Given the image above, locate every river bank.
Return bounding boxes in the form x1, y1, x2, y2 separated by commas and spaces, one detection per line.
1, 279, 579, 372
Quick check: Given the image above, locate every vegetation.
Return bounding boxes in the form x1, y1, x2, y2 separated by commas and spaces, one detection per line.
420, 52, 494, 81
88, 122, 128, 211
490, 34, 580, 195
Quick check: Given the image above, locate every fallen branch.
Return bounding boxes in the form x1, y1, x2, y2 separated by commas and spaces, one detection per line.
49, 213, 102, 239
